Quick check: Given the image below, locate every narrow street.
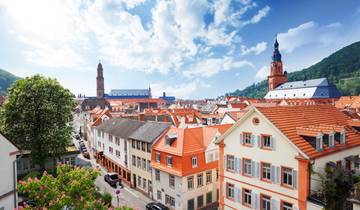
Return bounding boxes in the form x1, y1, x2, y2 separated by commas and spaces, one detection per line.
73, 137, 151, 210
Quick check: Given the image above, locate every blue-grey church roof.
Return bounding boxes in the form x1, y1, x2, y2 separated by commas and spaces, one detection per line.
265, 78, 341, 99
106, 89, 150, 99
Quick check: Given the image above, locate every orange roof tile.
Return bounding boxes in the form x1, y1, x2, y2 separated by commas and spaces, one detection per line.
257, 105, 360, 159
335, 96, 360, 109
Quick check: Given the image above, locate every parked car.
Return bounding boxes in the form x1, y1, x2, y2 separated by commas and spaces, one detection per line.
146, 202, 169, 210
104, 173, 119, 187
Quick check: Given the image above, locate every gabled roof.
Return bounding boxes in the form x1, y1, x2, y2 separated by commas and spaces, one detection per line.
96, 118, 145, 139
256, 105, 360, 159
128, 121, 171, 143
224, 110, 248, 121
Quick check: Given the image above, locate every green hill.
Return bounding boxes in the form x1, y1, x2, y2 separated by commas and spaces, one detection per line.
0, 69, 20, 95
227, 41, 360, 98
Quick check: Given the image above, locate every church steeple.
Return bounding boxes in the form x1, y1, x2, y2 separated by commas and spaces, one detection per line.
268, 38, 287, 91
96, 60, 105, 98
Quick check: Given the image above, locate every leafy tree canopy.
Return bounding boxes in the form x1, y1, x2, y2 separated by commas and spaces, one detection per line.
0, 75, 76, 169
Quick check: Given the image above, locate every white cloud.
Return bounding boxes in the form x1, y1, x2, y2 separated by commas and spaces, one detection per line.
151, 81, 199, 99
183, 57, 254, 78
236, 5, 270, 27
255, 65, 269, 80
241, 41, 267, 55
277, 21, 343, 53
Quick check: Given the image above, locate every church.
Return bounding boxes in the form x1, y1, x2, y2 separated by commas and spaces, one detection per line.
264, 39, 341, 99
96, 62, 152, 99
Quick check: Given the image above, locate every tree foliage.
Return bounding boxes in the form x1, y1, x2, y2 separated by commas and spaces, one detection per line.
227, 41, 360, 98
0, 75, 76, 169
18, 164, 133, 210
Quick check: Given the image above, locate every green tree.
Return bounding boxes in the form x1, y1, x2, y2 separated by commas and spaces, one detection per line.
0, 75, 76, 170
18, 164, 133, 210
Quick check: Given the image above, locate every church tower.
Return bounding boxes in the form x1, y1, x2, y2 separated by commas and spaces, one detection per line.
96, 61, 105, 98
268, 39, 287, 90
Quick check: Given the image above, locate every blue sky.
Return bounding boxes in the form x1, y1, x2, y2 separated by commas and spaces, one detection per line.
0, 0, 359, 99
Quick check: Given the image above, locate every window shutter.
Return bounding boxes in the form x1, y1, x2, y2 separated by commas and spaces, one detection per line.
224, 156, 227, 170
252, 192, 259, 210
223, 183, 226, 198
238, 158, 242, 174
237, 188, 242, 204
293, 170, 298, 189
234, 187, 239, 203
256, 162, 260, 178
251, 135, 255, 146
271, 165, 275, 182
271, 198, 279, 210
257, 135, 261, 148
234, 157, 239, 173
276, 166, 281, 184
251, 161, 255, 177
240, 133, 243, 145
270, 136, 275, 150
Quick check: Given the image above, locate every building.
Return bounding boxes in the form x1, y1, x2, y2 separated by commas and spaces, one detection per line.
0, 133, 20, 210
216, 105, 360, 210
97, 62, 105, 98
128, 121, 170, 197
335, 96, 360, 114
93, 118, 145, 186
264, 40, 341, 100
151, 125, 231, 210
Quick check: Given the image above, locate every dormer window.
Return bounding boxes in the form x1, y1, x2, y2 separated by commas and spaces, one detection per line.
329, 132, 335, 148
165, 132, 177, 146
192, 156, 198, 168
340, 129, 346, 144
316, 133, 323, 151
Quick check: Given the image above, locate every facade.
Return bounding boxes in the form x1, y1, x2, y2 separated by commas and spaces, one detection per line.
151, 125, 231, 210
93, 118, 145, 186
0, 133, 20, 210
128, 121, 170, 197
216, 105, 360, 210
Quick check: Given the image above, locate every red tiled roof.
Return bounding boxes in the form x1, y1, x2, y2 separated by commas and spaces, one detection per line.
225, 110, 247, 121
229, 102, 248, 109
335, 96, 360, 109
257, 105, 360, 159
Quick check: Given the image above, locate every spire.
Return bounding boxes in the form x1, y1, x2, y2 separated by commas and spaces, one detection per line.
272, 37, 282, 62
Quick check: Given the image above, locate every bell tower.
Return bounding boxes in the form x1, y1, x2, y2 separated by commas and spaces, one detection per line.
96, 61, 105, 98
268, 39, 287, 90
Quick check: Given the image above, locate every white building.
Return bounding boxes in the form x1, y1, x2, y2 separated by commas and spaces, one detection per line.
0, 133, 20, 210
216, 105, 360, 210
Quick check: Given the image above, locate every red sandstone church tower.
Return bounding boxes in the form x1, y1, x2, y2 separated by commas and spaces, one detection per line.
96, 61, 105, 98
268, 39, 287, 90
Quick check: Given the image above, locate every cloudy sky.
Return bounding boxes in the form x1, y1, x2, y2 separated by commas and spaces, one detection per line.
0, 0, 359, 99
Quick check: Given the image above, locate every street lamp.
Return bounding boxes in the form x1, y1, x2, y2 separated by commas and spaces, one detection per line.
115, 189, 121, 208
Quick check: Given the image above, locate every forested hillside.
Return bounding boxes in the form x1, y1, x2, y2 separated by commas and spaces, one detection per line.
227, 41, 360, 97
0, 69, 20, 95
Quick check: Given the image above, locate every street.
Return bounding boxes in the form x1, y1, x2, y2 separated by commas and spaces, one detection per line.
73, 137, 151, 210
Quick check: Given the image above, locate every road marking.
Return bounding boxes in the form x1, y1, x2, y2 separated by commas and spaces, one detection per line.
124, 187, 139, 198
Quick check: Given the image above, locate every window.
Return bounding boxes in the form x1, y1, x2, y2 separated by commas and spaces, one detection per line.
227, 155, 235, 171
165, 195, 175, 207
192, 156, 198, 168
156, 152, 161, 163
261, 194, 271, 210
262, 135, 271, 149
157, 190, 162, 200
197, 173, 203, 187
109, 147, 113, 154
282, 167, 293, 187
143, 178, 147, 189
115, 150, 120, 157
166, 155, 173, 167
316, 133, 323, 151
155, 169, 160, 181
261, 163, 271, 181
243, 188, 252, 207
70, 157, 76, 165
147, 143, 151, 153
136, 141, 141, 150
188, 198, 195, 210
142, 142, 146, 151
142, 158, 146, 170
197, 195, 204, 208
147, 160, 152, 172
243, 132, 252, 145
340, 130, 346, 144
282, 201, 293, 210
115, 137, 120, 146
132, 140, 136, 148
329, 132, 335, 147
216, 169, 219, 181
227, 183, 234, 199
169, 175, 175, 188
137, 157, 141, 168
98, 141, 101, 147
187, 176, 194, 190
137, 176, 142, 187
124, 140, 127, 151
206, 171, 212, 184
132, 155, 136, 166
206, 191, 212, 204
109, 135, 113, 143
243, 159, 252, 176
